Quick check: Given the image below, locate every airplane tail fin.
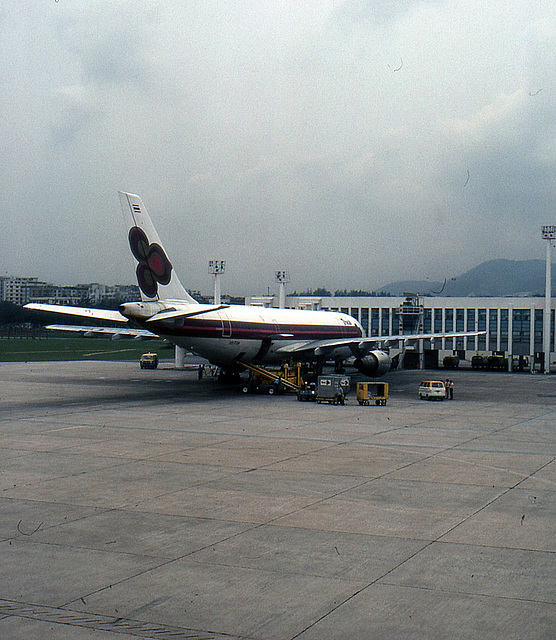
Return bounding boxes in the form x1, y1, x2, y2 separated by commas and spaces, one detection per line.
119, 192, 198, 304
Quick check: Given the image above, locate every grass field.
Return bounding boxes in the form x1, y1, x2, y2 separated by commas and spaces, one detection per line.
0, 336, 170, 362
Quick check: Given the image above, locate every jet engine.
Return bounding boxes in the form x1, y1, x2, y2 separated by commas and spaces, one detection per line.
354, 350, 391, 377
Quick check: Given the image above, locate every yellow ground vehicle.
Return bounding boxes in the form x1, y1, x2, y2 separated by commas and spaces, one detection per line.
356, 382, 389, 406
239, 361, 306, 395
139, 352, 158, 369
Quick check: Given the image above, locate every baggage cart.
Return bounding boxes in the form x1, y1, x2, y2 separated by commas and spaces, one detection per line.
316, 375, 350, 405
356, 382, 389, 406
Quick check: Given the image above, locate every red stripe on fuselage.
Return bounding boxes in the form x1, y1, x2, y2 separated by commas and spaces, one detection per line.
143, 317, 362, 340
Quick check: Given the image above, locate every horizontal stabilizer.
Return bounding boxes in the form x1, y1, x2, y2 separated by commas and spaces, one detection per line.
45, 324, 156, 338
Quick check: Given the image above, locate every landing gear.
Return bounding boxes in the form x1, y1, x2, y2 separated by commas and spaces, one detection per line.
315, 356, 325, 377
218, 370, 241, 384
334, 358, 345, 374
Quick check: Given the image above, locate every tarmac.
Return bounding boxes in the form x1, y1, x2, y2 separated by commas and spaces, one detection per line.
0, 360, 555, 640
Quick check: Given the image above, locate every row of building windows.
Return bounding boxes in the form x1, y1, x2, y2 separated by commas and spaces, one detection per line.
309, 300, 556, 356
0, 277, 139, 306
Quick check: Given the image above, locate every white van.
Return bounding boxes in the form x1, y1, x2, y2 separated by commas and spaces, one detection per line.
418, 380, 446, 400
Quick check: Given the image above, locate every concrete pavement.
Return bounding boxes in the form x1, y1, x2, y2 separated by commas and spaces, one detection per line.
0, 361, 555, 639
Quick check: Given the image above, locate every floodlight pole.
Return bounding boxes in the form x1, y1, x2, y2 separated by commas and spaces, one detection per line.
209, 260, 226, 305
275, 270, 290, 309
541, 226, 555, 374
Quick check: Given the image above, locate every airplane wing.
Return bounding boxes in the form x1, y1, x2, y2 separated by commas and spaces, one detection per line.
44, 324, 156, 339
358, 330, 486, 345
24, 303, 128, 323
277, 331, 486, 357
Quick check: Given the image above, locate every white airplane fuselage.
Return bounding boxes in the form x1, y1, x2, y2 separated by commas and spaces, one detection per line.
120, 301, 363, 367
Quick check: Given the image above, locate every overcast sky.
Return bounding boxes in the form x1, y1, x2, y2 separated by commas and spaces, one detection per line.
2, 1, 556, 296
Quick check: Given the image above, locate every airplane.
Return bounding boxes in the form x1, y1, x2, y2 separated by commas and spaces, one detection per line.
25, 192, 484, 379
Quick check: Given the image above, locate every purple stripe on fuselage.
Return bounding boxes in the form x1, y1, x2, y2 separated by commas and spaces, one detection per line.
144, 317, 362, 340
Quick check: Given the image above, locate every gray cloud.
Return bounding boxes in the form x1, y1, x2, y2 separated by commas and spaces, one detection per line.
332, 0, 445, 29
56, 3, 162, 90
2, 1, 556, 295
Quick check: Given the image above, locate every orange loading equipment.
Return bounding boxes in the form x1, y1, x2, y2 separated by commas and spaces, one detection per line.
238, 361, 305, 394
356, 382, 389, 406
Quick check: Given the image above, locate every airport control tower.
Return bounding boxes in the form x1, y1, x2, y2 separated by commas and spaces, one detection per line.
396, 294, 424, 335
395, 294, 425, 369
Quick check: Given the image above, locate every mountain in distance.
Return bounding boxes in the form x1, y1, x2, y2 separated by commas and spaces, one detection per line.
379, 259, 555, 297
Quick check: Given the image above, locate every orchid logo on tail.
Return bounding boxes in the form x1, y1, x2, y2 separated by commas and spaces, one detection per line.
128, 226, 172, 298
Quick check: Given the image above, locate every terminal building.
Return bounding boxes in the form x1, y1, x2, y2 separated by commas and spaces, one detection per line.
247, 293, 556, 372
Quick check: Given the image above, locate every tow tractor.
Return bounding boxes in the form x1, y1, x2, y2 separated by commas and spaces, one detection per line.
297, 382, 317, 401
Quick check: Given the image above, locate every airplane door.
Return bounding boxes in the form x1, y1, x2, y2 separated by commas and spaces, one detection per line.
219, 312, 232, 338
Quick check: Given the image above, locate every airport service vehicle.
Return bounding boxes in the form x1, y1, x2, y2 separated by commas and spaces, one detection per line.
443, 355, 460, 369
25, 192, 484, 379
356, 381, 389, 406
486, 354, 509, 371
472, 354, 508, 371
316, 375, 350, 405
241, 361, 305, 395
471, 355, 487, 369
512, 355, 530, 372
242, 379, 284, 395
418, 380, 447, 400
139, 352, 158, 369
297, 382, 317, 401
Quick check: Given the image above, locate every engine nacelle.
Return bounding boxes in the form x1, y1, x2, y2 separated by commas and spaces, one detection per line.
354, 350, 391, 377
119, 301, 167, 320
